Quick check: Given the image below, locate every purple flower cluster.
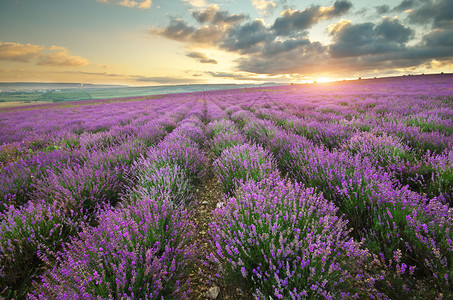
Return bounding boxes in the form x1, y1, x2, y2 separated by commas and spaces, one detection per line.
213, 143, 277, 195
31, 161, 128, 217
210, 175, 371, 299
340, 131, 412, 174
0, 96, 204, 297
207, 119, 247, 156
33, 196, 196, 299
129, 159, 193, 205
0, 149, 84, 212
0, 201, 77, 298
426, 149, 453, 203
31, 101, 208, 299
144, 137, 207, 185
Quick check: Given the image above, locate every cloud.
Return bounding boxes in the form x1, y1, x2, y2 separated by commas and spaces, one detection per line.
37, 47, 89, 67
63, 71, 125, 77
0, 42, 44, 62
327, 19, 351, 35
135, 76, 203, 84
152, 2, 453, 78
186, 51, 218, 64
375, 5, 390, 14
252, 0, 277, 13
407, 0, 453, 28
150, 19, 197, 41
423, 28, 453, 48
221, 19, 271, 53
97, 0, 152, 9
329, 17, 414, 58
150, 6, 245, 45
236, 40, 328, 75
393, 0, 415, 12
206, 71, 277, 81
271, 0, 352, 36
375, 17, 414, 43
181, 0, 208, 8
151, 2, 350, 48
192, 5, 245, 25
138, 0, 152, 9
0, 42, 89, 67
150, 3, 340, 75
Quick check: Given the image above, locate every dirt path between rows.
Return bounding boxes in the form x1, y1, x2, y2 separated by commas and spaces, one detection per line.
189, 162, 250, 300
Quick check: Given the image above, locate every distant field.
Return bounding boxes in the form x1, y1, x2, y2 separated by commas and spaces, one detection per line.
0, 83, 272, 106
0, 100, 52, 108
0, 93, 42, 102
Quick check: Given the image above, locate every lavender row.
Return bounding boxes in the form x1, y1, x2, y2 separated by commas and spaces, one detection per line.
207, 121, 375, 298
0, 100, 196, 298
0, 98, 199, 212
31, 103, 209, 298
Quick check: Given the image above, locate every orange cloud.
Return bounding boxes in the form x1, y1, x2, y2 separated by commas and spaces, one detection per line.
0, 41, 89, 67
252, 0, 276, 12
0, 42, 44, 62
97, 0, 152, 9
182, 0, 208, 8
37, 48, 89, 67
327, 19, 351, 35
186, 51, 218, 64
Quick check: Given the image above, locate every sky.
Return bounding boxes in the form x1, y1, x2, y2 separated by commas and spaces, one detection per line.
0, 0, 452, 85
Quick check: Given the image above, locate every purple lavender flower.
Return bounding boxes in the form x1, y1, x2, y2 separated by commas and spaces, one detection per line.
144, 141, 207, 184
31, 162, 129, 218
0, 201, 77, 298
128, 160, 193, 206
213, 143, 278, 195
210, 175, 370, 299
33, 197, 197, 299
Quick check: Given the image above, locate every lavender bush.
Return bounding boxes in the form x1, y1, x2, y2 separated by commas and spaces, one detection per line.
426, 150, 453, 203
33, 196, 197, 299
31, 162, 128, 218
341, 131, 413, 173
210, 175, 373, 299
209, 131, 247, 157
206, 119, 237, 137
282, 142, 453, 297
0, 149, 84, 212
145, 141, 207, 184
129, 159, 193, 206
213, 143, 277, 195
0, 201, 77, 298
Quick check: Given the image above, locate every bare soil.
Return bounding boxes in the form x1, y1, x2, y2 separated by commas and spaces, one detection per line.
190, 165, 251, 300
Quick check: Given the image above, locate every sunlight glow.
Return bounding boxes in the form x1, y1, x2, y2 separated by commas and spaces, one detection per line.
316, 77, 333, 83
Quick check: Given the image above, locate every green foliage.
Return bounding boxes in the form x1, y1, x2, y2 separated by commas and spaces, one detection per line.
405, 117, 453, 134
0, 202, 77, 298
213, 144, 277, 196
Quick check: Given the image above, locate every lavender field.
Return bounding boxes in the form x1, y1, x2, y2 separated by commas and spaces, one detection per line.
1, 74, 452, 299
